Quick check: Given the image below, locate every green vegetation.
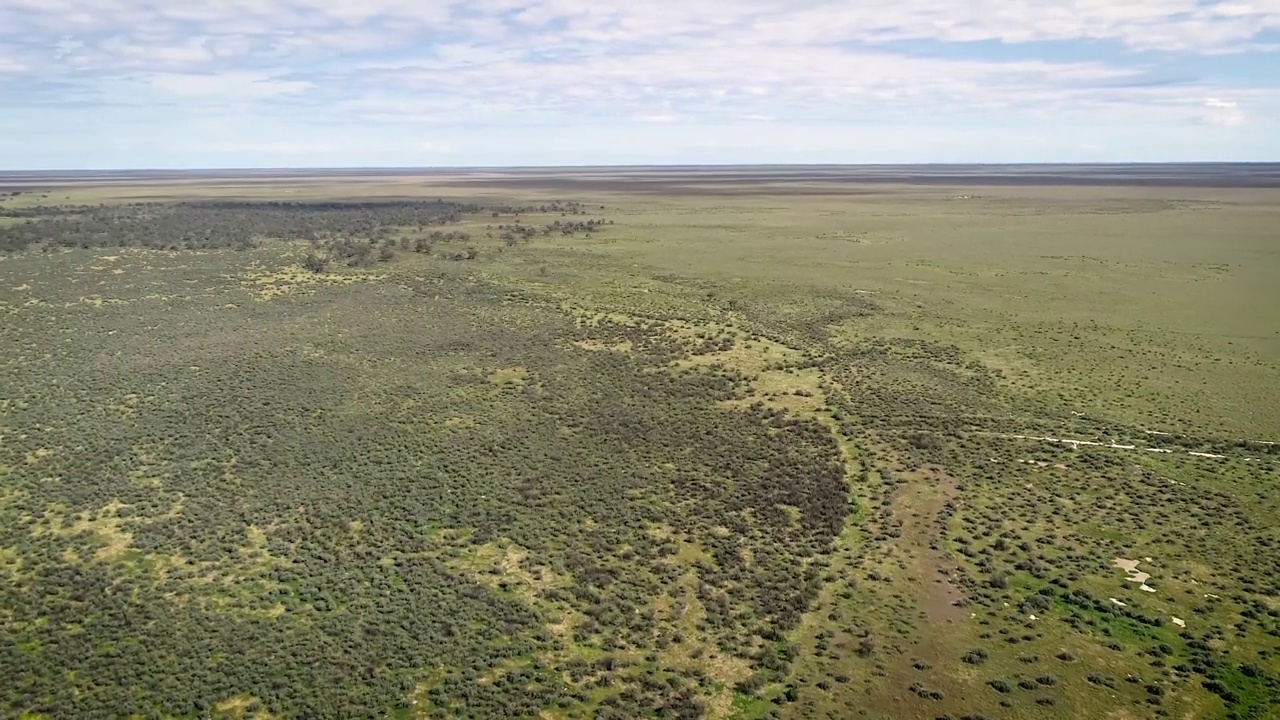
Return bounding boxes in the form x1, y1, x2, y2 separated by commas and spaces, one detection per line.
1, 179, 1277, 719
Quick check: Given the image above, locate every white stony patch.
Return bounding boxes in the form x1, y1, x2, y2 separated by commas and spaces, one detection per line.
1114, 558, 1152, 585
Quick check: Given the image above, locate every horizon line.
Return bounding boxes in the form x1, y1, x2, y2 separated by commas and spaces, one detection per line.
4, 161, 1280, 175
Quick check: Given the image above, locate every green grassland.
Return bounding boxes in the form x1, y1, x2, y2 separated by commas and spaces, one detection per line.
1, 179, 1278, 720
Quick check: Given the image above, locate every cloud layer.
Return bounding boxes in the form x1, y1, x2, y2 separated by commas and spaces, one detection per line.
1, 0, 1277, 167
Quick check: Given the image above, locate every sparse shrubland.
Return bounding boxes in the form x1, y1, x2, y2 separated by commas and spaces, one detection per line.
1, 178, 1277, 719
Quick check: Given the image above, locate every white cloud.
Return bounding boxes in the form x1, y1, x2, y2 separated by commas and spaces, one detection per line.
7, 0, 1280, 57
475, 0, 1280, 53
739, 1, 1278, 51
100, 35, 215, 65
149, 71, 312, 98
2, 0, 1278, 166
1203, 97, 1246, 126
354, 44, 1145, 119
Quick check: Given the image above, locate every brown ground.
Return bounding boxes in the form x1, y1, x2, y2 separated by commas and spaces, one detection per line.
909, 466, 966, 626
881, 465, 968, 707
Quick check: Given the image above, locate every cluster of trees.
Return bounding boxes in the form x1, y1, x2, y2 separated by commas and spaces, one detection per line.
300, 229, 486, 272
488, 201, 595, 217
291, 214, 614, 272
0, 200, 481, 253
302, 237, 397, 271
488, 218, 611, 244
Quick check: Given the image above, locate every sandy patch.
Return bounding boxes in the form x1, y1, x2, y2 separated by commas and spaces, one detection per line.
1114, 557, 1152, 585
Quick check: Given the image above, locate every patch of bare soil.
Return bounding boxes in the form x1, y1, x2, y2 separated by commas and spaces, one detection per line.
873, 465, 971, 716
896, 465, 966, 625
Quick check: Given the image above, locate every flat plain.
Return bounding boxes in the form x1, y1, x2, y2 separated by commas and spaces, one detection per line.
1, 167, 1278, 720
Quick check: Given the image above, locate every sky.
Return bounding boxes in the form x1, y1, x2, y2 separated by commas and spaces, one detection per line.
0, 0, 1278, 168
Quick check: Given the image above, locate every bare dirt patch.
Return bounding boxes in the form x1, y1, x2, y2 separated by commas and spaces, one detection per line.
854, 463, 972, 719
901, 466, 966, 625
1114, 557, 1156, 591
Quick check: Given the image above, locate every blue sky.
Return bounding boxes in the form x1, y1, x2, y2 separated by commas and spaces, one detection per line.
0, 0, 1277, 168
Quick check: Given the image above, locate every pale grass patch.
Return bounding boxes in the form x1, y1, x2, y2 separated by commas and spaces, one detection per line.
237, 265, 384, 301
486, 366, 529, 386
213, 695, 278, 720
448, 540, 561, 601
649, 568, 753, 719
0, 546, 22, 580
573, 338, 634, 353
31, 499, 137, 562
565, 305, 649, 328
663, 321, 829, 421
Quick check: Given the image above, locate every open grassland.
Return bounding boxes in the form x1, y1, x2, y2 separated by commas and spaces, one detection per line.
1, 176, 1278, 720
